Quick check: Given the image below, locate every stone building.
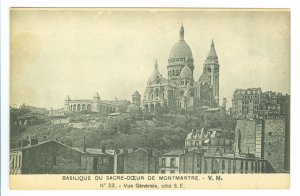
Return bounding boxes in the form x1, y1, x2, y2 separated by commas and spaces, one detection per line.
49, 107, 65, 117
159, 150, 182, 174
231, 88, 290, 119
159, 149, 268, 174
184, 128, 234, 155
235, 118, 289, 173
263, 119, 289, 173
10, 140, 82, 174
143, 24, 220, 112
64, 92, 128, 114
50, 117, 70, 125
126, 90, 141, 115
234, 119, 264, 158
79, 148, 114, 174
201, 155, 268, 174
114, 148, 158, 174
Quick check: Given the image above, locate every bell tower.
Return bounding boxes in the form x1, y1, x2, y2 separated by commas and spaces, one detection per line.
203, 39, 220, 105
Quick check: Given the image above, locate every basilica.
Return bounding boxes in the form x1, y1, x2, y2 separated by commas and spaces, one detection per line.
143, 24, 220, 111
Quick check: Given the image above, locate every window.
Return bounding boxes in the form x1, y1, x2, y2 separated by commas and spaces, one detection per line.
204, 160, 208, 174
221, 160, 225, 173
161, 170, 165, 174
255, 161, 258, 173
52, 155, 57, 166
99, 157, 103, 165
161, 158, 166, 167
241, 161, 244, 173
170, 170, 175, 174
251, 162, 254, 173
197, 158, 201, 168
245, 162, 248, 174
171, 158, 176, 167
228, 160, 231, 174
93, 157, 98, 170
18, 155, 21, 168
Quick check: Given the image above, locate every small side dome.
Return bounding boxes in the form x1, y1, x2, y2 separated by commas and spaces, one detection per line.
180, 58, 193, 78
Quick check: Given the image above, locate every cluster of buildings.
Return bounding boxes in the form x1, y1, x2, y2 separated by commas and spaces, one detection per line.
10, 138, 158, 175
49, 23, 220, 117
12, 118, 285, 174
10, 24, 289, 174
231, 88, 290, 119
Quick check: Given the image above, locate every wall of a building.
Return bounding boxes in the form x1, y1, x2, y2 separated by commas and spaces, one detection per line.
202, 157, 267, 174
118, 150, 158, 174
263, 119, 288, 173
80, 154, 114, 174
235, 119, 263, 158
21, 141, 81, 174
179, 151, 203, 174
159, 156, 180, 174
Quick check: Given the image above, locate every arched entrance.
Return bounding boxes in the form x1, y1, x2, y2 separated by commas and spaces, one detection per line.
87, 104, 91, 112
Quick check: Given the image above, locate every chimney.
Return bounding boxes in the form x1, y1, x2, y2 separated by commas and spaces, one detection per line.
101, 146, 106, 153
18, 140, 22, 148
123, 149, 128, 154
30, 138, 38, 146
83, 136, 86, 153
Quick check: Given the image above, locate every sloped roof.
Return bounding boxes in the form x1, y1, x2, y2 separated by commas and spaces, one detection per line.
161, 150, 183, 156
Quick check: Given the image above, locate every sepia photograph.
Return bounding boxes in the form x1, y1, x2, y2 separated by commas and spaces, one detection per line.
8, 8, 290, 189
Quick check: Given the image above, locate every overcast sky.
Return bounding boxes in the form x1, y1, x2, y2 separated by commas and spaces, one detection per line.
10, 9, 290, 109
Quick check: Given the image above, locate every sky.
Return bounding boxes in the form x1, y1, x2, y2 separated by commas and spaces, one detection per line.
10, 9, 290, 109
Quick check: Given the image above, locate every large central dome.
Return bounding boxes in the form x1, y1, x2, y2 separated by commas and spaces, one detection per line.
168, 24, 193, 60
169, 40, 193, 59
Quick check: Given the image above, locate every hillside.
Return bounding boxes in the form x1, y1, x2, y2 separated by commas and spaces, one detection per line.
10, 109, 236, 155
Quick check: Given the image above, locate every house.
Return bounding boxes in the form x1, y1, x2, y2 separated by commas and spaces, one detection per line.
159, 150, 182, 174
77, 147, 114, 174
115, 148, 158, 174
10, 139, 82, 174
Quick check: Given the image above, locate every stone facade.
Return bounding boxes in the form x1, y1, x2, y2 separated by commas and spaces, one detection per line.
64, 93, 124, 114
50, 117, 70, 125
143, 24, 220, 112
159, 150, 182, 174
235, 118, 289, 173
264, 119, 289, 173
202, 155, 268, 174
179, 150, 203, 174
185, 128, 234, 155
159, 149, 268, 174
235, 119, 263, 158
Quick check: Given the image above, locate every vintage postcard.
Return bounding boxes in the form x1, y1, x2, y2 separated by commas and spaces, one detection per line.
9, 8, 290, 189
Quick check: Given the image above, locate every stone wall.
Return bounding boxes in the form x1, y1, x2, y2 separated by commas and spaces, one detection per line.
264, 119, 288, 173
235, 119, 263, 158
